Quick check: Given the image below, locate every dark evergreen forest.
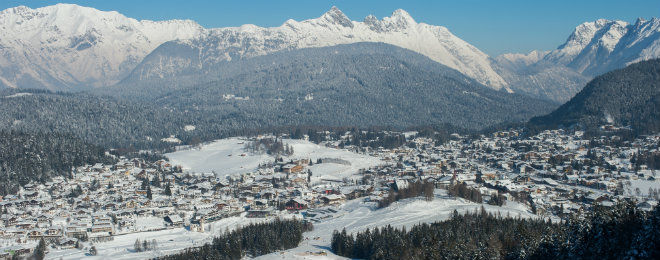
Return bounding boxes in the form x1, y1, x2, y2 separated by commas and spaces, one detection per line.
0, 131, 115, 195
530, 59, 660, 135
159, 219, 312, 260
332, 201, 660, 260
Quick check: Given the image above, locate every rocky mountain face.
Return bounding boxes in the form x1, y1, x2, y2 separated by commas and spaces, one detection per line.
495, 18, 660, 103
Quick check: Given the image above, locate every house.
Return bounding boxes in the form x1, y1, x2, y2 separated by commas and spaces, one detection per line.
282, 164, 304, 174
90, 223, 113, 235
27, 229, 44, 239
164, 215, 183, 227
58, 238, 78, 249
252, 199, 269, 210
320, 194, 345, 205
285, 199, 308, 211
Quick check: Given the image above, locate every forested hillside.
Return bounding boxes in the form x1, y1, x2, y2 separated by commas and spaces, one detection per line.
529, 59, 660, 135
0, 44, 556, 151
0, 131, 114, 195
332, 201, 660, 260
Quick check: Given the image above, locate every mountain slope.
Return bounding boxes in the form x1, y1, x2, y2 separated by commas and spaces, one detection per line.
142, 43, 555, 130
0, 130, 114, 196
0, 4, 506, 91
494, 18, 660, 103
125, 7, 508, 90
1, 44, 555, 150
0, 4, 203, 90
544, 18, 660, 76
529, 59, 660, 134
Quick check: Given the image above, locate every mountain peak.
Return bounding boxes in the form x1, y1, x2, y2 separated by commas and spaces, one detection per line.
383, 9, 416, 30
320, 6, 353, 28
391, 9, 414, 22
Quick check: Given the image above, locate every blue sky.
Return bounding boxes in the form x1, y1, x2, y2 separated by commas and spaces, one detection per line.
1, 0, 658, 56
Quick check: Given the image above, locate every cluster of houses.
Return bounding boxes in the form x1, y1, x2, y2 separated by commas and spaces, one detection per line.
1, 129, 658, 258
358, 129, 660, 217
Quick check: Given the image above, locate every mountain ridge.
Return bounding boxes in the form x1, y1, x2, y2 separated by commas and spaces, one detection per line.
493, 17, 660, 102
131, 6, 508, 90
529, 59, 660, 134
0, 4, 658, 103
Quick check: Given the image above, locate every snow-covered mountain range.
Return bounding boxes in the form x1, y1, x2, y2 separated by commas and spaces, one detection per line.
0, 4, 658, 102
493, 17, 660, 102
0, 4, 203, 90
128, 6, 508, 90
544, 18, 660, 76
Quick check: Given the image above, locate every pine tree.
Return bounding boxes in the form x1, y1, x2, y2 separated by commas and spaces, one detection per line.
34, 238, 46, 260
164, 183, 172, 196
147, 186, 153, 200
134, 238, 142, 252
152, 174, 161, 188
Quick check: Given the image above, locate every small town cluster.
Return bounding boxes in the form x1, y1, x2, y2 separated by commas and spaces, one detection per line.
1, 128, 659, 258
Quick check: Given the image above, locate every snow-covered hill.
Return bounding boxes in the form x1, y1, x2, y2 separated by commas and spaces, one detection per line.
0, 4, 203, 90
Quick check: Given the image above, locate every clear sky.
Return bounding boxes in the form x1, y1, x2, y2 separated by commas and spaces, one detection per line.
1, 0, 658, 56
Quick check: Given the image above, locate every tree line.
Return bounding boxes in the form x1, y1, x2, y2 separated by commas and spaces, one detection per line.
332, 200, 660, 260
159, 218, 312, 260
378, 180, 434, 208
0, 130, 115, 196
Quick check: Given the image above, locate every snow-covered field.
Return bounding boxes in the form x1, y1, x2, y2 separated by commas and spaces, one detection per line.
166, 138, 272, 175
46, 191, 536, 260
166, 138, 383, 181
46, 214, 285, 260
256, 190, 536, 260
625, 179, 660, 197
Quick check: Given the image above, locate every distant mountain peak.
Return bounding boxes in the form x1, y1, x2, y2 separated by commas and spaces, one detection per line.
320, 6, 353, 28
544, 17, 659, 76
390, 9, 415, 26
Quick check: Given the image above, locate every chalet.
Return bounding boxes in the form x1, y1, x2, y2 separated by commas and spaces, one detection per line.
36, 215, 52, 226
57, 238, 78, 249
164, 215, 183, 227
15, 221, 36, 230
90, 223, 113, 235
28, 229, 44, 239
285, 198, 308, 211
282, 164, 304, 174
252, 199, 269, 210
44, 227, 63, 238
320, 194, 345, 205
215, 203, 231, 211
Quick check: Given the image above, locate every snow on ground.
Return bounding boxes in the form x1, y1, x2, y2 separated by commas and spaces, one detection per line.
134, 216, 166, 231
625, 179, 660, 197
166, 138, 272, 175
46, 213, 288, 260
3, 92, 33, 98
285, 139, 382, 183
46, 191, 536, 260
254, 190, 538, 260
166, 138, 383, 179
